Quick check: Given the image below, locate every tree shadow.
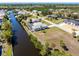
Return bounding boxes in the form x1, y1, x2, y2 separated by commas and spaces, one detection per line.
62, 46, 69, 51
11, 35, 18, 47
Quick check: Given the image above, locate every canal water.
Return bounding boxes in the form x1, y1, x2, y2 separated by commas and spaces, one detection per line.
8, 11, 40, 56
0, 46, 2, 56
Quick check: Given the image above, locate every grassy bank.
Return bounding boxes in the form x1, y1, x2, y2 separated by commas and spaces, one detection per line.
0, 14, 13, 56
20, 19, 50, 56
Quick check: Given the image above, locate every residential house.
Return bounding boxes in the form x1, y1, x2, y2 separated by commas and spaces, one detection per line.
47, 14, 58, 19
29, 22, 48, 31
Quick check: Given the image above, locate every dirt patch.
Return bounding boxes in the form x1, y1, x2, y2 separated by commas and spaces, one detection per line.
34, 27, 79, 55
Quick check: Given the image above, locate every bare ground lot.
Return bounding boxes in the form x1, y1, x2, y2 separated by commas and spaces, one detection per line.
59, 23, 79, 33
33, 27, 79, 56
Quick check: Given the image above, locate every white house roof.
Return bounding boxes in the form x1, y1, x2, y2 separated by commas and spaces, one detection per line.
18, 11, 26, 14
0, 10, 5, 17
32, 22, 47, 30
33, 22, 42, 26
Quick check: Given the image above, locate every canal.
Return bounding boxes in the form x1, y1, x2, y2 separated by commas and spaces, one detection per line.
8, 11, 40, 56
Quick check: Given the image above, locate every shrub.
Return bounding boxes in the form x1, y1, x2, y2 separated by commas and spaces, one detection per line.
60, 40, 69, 51
42, 30, 46, 33
50, 49, 71, 56
60, 40, 65, 47
40, 41, 50, 56
29, 34, 43, 49
29, 34, 51, 56
40, 46, 47, 56
50, 49, 63, 56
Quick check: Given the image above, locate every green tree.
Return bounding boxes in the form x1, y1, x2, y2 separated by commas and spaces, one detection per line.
1, 20, 12, 30
40, 41, 49, 56
50, 49, 71, 56
2, 30, 12, 39
60, 40, 65, 47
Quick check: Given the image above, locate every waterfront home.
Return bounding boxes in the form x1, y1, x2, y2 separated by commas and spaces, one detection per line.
0, 10, 5, 17
29, 22, 48, 31
29, 18, 41, 23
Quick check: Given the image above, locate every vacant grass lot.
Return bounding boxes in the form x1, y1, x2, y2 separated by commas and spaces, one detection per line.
41, 20, 51, 25
33, 27, 79, 55
46, 18, 64, 24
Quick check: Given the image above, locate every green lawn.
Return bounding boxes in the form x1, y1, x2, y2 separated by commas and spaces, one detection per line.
6, 46, 12, 56
46, 18, 64, 24
41, 20, 51, 25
